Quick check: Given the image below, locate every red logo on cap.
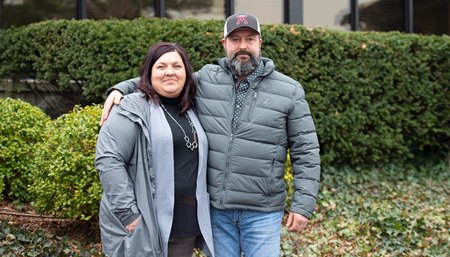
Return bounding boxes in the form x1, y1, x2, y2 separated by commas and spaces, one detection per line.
236, 15, 249, 25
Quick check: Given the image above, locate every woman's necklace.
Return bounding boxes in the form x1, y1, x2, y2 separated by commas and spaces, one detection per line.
160, 104, 198, 151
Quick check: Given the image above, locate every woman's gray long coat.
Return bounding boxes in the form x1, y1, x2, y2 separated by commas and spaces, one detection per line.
95, 93, 214, 257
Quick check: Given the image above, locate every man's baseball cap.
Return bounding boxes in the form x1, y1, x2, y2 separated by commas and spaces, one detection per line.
224, 13, 261, 38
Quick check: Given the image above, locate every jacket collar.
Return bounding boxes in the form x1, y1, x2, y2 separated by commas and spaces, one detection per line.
116, 92, 152, 130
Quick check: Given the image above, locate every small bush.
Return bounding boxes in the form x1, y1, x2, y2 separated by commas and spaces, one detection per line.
29, 105, 103, 220
0, 97, 50, 202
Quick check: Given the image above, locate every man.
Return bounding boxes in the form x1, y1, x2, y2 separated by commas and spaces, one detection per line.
101, 13, 320, 257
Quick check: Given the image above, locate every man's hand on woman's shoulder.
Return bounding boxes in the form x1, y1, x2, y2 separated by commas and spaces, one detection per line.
100, 90, 124, 126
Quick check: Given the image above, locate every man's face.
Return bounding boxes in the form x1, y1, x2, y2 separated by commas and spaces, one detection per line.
222, 28, 262, 77
223, 28, 261, 61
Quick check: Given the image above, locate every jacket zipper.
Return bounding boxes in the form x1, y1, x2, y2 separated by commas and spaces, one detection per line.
220, 134, 234, 206
267, 155, 276, 196
220, 80, 259, 206
220, 76, 237, 207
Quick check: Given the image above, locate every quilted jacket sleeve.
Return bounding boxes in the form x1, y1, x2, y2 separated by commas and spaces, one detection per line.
107, 77, 141, 96
287, 84, 321, 219
95, 106, 141, 226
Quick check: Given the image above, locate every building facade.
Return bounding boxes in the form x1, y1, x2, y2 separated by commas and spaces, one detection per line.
0, 0, 449, 35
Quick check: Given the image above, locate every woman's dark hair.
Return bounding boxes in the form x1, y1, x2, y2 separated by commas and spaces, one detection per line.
138, 42, 196, 113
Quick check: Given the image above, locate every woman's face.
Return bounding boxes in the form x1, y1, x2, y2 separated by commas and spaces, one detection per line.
151, 51, 186, 98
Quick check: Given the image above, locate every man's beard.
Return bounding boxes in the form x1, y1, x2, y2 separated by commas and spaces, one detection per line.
226, 50, 260, 77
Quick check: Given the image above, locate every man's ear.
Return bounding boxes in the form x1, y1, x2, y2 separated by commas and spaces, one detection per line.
222, 38, 226, 48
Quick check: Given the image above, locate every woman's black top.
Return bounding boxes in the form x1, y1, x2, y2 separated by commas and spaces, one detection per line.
159, 95, 201, 238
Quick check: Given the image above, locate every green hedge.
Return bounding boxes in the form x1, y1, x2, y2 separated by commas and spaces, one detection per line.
0, 18, 223, 99
29, 105, 102, 220
0, 98, 101, 220
1, 18, 449, 166
0, 98, 50, 202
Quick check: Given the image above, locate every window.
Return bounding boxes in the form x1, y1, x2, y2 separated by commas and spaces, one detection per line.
87, 0, 154, 19
235, 0, 283, 24
2, 0, 76, 28
304, 0, 350, 31
165, 0, 223, 20
358, 0, 405, 32
1, 0, 448, 35
414, 0, 449, 35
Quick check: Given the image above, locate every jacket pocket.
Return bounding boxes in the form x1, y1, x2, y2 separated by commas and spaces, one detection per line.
124, 216, 142, 255
241, 91, 258, 123
264, 155, 277, 196
99, 200, 128, 256
124, 216, 163, 257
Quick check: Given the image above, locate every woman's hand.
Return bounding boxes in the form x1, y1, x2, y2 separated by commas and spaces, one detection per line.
126, 216, 141, 233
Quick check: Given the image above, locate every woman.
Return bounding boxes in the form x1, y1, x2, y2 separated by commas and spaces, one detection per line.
95, 42, 214, 257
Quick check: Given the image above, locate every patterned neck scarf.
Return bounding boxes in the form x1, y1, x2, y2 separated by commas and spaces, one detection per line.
231, 60, 264, 132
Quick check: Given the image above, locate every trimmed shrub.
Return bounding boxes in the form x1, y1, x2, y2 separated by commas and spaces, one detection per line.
0, 97, 50, 202
0, 18, 224, 101
1, 18, 449, 166
29, 105, 102, 220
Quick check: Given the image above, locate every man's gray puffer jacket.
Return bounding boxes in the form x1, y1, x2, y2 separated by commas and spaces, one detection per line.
112, 57, 320, 219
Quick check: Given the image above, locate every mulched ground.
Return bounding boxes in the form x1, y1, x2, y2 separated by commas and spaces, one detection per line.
0, 201, 101, 246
